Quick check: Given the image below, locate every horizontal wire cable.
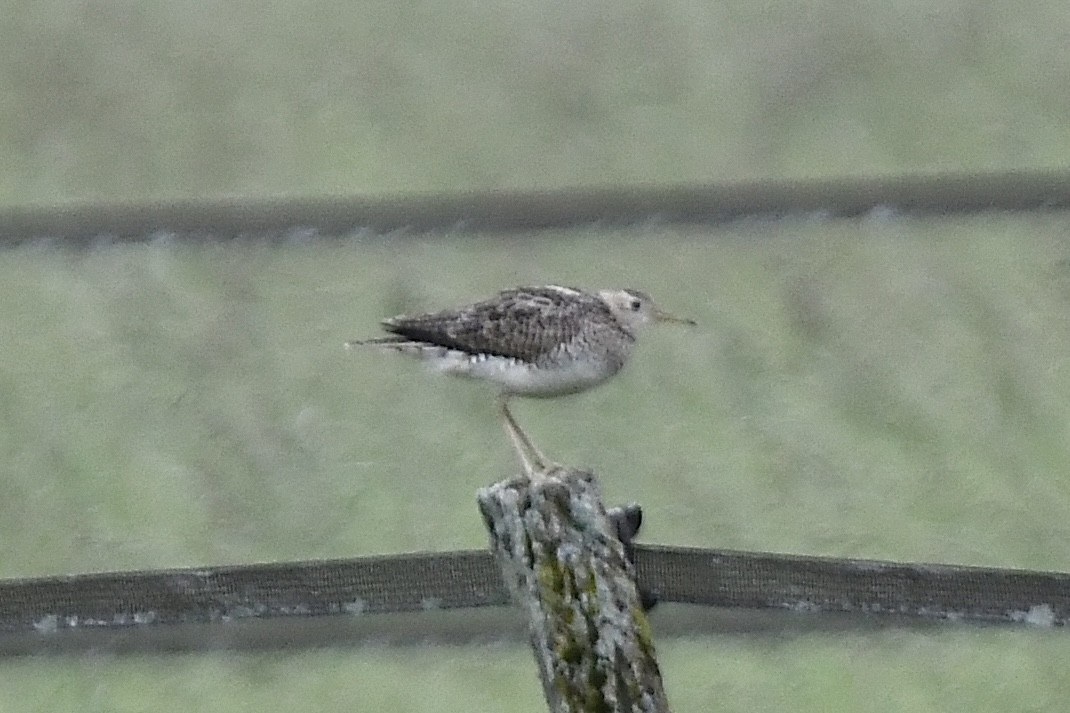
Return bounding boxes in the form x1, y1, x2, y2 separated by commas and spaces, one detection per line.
0, 545, 1065, 654
635, 545, 1069, 626
1, 169, 1069, 244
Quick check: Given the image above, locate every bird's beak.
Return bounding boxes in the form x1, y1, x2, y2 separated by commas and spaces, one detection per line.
653, 308, 697, 326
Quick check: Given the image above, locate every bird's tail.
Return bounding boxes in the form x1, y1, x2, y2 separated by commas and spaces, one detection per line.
344, 337, 443, 356
345, 336, 402, 349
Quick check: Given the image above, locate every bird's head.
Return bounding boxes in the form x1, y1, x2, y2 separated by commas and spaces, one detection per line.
598, 289, 696, 333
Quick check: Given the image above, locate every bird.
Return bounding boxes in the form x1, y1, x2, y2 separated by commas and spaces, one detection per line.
346, 285, 696, 478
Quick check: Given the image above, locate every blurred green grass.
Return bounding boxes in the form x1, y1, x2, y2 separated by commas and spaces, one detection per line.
2, 217, 1070, 710
4, 0, 1070, 204
6, 0, 1070, 707
1, 631, 1068, 712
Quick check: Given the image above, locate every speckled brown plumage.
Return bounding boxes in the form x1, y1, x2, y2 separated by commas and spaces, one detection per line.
370, 285, 635, 367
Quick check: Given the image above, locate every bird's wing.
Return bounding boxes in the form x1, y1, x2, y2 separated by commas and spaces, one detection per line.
379, 287, 602, 364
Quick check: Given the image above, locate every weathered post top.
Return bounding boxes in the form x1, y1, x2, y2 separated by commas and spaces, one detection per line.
478, 468, 670, 713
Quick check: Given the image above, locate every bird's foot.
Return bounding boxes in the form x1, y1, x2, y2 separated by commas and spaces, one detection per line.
522, 458, 570, 481
510, 442, 566, 481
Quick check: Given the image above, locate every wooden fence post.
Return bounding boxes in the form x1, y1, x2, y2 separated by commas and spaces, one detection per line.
477, 468, 670, 713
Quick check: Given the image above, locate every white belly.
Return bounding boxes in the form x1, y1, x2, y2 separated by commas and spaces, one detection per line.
429, 350, 617, 397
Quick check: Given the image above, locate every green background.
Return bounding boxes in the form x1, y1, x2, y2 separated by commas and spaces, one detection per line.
3, 1, 1070, 711
4, 0, 1070, 206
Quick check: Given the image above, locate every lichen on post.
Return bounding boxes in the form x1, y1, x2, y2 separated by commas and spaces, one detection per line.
477, 468, 670, 713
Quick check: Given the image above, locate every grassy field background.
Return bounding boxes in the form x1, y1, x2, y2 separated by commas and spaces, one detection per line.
2, 218, 1070, 711
4, 0, 1070, 205
4, 0, 1070, 710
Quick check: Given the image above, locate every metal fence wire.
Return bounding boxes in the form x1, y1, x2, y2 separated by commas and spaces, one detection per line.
2, 169, 1070, 244
0, 544, 1066, 654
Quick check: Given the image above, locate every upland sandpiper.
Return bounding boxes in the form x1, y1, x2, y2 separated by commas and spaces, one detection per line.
347, 285, 695, 477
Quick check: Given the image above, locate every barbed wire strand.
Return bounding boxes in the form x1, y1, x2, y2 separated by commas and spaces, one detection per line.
2, 169, 1069, 244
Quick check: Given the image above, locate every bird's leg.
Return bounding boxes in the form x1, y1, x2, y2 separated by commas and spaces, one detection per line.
496, 394, 559, 478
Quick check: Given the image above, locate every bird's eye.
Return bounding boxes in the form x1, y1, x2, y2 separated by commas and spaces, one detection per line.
629, 299, 642, 311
